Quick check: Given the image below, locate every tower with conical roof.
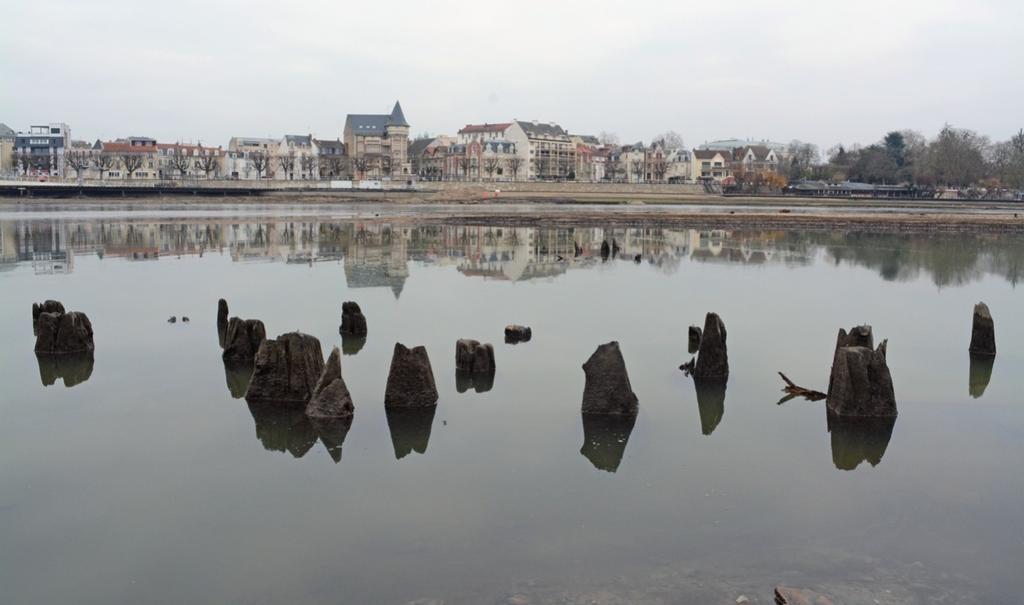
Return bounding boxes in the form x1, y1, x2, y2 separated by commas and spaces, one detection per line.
343, 100, 411, 178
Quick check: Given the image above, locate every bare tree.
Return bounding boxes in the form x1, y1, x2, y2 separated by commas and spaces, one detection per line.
631, 159, 645, 183
483, 157, 501, 180
92, 153, 116, 180
651, 159, 668, 181
599, 131, 620, 146
604, 157, 621, 182
506, 157, 523, 181
457, 156, 471, 181
195, 153, 220, 179
276, 150, 296, 179
300, 154, 318, 179
33, 154, 53, 175
249, 151, 269, 179
533, 156, 550, 179
653, 131, 685, 150
168, 146, 193, 179
322, 155, 347, 179
14, 152, 32, 175
119, 153, 145, 179
351, 156, 371, 179
64, 151, 91, 178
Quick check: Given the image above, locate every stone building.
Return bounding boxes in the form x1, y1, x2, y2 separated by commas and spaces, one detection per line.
343, 101, 410, 179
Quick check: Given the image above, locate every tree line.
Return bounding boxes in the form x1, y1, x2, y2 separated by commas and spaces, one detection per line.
785, 125, 1024, 190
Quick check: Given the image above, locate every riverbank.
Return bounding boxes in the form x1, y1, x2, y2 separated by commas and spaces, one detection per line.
2, 196, 1022, 234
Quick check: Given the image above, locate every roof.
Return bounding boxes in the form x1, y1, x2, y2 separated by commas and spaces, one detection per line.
101, 142, 158, 153
408, 137, 436, 157
346, 100, 410, 134
0, 123, 16, 138
700, 138, 787, 152
346, 114, 391, 134
157, 143, 224, 155
516, 120, 569, 139
231, 137, 277, 146
574, 134, 600, 145
693, 149, 726, 160
283, 134, 312, 147
389, 101, 409, 127
459, 123, 512, 135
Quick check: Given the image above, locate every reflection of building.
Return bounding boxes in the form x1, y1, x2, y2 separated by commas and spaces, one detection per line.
11, 219, 1011, 288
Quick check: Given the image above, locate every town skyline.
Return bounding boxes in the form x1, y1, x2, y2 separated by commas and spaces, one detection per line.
1, 0, 1021, 151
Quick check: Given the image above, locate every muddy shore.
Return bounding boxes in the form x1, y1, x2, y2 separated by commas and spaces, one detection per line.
2, 195, 1022, 234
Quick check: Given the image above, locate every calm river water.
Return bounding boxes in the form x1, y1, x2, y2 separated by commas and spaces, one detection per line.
1, 204, 1022, 604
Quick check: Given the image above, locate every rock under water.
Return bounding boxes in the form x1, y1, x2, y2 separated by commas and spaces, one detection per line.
693, 312, 728, 380
455, 339, 496, 374
826, 326, 897, 418
384, 343, 439, 408
581, 341, 639, 415
306, 347, 355, 419
245, 332, 325, 406
34, 310, 95, 355
221, 317, 267, 362
339, 301, 368, 337
968, 302, 996, 356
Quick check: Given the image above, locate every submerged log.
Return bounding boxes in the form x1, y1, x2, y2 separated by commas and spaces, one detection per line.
776, 372, 826, 404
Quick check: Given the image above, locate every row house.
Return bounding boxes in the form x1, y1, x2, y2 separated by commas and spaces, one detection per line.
13, 123, 71, 177
692, 149, 732, 181
451, 124, 521, 181
506, 120, 576, 180
273, 135, 315, 180
729, 145, 781, 175
156, 142, 225, 179
95, 137, 160, 180
343, 101, 411, 179
314, 139, 346, 179
408, 136, 452, 181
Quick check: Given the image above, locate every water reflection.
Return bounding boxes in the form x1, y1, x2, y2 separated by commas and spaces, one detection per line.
968, 354, 996, 399
385, 407, 436, 459
693, 378, 727, 436
455, 369, 495, 393
223, 359, 254, 399
36, 352, 94, 388
579, 413, 637, 472
246, 401, 351, 462
6, 217, 1021, 287
826, 413, 897, 471
341, 333, 366, 356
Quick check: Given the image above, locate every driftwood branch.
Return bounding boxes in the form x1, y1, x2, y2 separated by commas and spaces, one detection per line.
776, 372, 826, 404
679, 357, 695, 376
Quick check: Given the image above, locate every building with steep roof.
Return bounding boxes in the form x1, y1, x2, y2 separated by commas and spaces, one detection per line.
343, 101, 411, 178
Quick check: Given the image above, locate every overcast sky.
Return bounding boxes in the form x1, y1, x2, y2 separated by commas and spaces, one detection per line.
1, 0, 1021, 151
